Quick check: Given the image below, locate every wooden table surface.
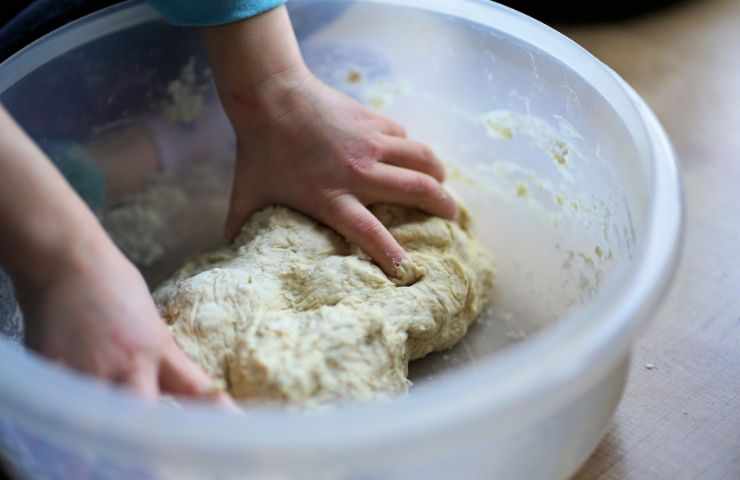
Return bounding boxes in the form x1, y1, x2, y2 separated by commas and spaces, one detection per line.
561, 1, 740, 478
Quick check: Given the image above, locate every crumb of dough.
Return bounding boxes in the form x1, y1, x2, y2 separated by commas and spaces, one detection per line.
162, 58, 209, 125
154, 204, 494, 406
346, 70, 363, 84
103, 185, 187, 266
516, 183, 528, 198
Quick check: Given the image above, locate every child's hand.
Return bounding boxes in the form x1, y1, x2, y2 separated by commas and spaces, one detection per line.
225, 75, 457, 276
20, 244, 229, 404
0, 107, 230, 403
206, 6, 457, 278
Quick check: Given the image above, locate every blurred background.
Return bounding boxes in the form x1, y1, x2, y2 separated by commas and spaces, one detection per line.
0, 0, 691, 62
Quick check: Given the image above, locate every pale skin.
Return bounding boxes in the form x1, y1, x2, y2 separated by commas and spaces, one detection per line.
0, 108, 229, 403
0, 5, 454, 399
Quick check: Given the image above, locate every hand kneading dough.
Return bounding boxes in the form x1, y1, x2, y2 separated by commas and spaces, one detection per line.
154, 204, 494, 406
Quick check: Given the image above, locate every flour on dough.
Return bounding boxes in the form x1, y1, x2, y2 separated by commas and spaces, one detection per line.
154, 205, 494, 406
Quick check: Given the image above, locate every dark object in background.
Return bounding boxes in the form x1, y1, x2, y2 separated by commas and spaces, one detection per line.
499, 0, 690, 24
0, 2, 31, 28
1, 0, 694, 63
1, 4, 204, 142
0, 0, 122, 62
0, 0, 695, 64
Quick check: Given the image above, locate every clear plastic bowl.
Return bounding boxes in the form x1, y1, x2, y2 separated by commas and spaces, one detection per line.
0, 1, 682, 479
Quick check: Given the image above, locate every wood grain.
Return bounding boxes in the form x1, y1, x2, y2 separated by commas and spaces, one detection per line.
563, 0, 740, 478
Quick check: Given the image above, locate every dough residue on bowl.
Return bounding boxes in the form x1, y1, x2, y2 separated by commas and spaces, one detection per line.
154, 204, 494, 406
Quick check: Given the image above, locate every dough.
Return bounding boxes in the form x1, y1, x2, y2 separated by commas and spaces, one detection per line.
154, 205, 494, 406
104, 185, 188, 266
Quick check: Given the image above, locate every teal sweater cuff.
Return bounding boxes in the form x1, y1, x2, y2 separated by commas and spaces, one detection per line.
148, 0, 286, 26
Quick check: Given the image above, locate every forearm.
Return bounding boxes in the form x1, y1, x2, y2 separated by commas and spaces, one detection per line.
0, 107, 112, 290
203, 5, 311, 130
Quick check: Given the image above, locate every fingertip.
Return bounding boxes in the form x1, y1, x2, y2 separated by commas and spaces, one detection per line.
160, 340, 213, 397
379, 239, 409, 279
356, 217, 422, 285
209, 391, 241, 412
355, 214, 405, 277
321, 197, 406, 279
441, 188, 459, 220
418, 145, 446, 183
436, 160, 448, 183
392, 252, 423, 286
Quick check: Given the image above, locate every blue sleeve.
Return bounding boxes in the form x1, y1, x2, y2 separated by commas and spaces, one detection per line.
148, 0, 286, 26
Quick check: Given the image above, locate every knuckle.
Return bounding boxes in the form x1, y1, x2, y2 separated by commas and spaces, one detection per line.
344, 140, 383, 177
363, 137, 384, 160
345, 156, 370, 177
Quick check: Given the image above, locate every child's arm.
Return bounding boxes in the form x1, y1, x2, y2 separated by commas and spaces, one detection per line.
0, 107, 228, 403
205, 7, 457, 278
149, 2, 457, 278
0, 107, 102, 289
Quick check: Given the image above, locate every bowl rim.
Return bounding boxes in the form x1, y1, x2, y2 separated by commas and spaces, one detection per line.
0, 0, 683, 461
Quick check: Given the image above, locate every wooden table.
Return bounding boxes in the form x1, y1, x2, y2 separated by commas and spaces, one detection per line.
562, 1, 740, 478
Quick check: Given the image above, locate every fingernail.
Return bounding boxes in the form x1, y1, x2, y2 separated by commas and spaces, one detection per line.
391, 252, 410, 271
441, 189, 460, 220
392, 255, 422, 286
391, 251, 408, 268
